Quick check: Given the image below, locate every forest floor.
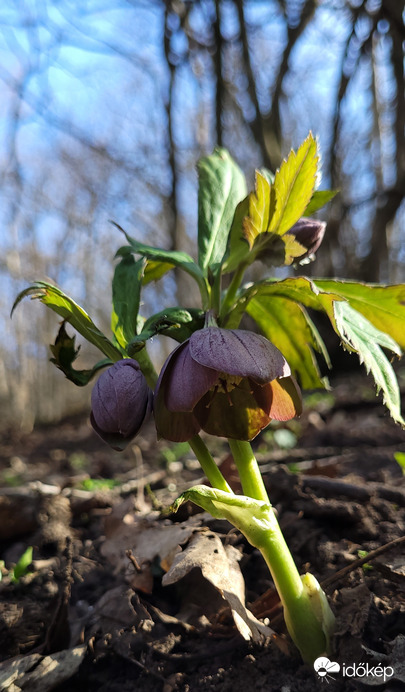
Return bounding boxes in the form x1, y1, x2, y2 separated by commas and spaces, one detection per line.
0, 370, 405, 692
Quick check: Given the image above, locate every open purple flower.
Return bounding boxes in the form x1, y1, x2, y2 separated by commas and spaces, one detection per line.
154, 327, 302, 442
287, 218, 326, 263
91, 359, 152, 451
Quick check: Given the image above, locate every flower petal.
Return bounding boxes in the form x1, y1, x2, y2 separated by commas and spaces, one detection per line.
190, 328, 290, 384
163, 341, 218, 412
193, 377, 272, 440
287, 218, 326, 261
154, 385, 201, 442
268, 376, 302, 421
90, 413, 136, 451
153, 342, 202, 441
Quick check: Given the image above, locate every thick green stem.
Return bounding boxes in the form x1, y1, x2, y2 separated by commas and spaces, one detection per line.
135, 347, 158, 388
219, 261, 248, 322
210, 270, 222, 315
254, 509, 331, 663
188, 435, 233, 494
227, 439, 269, 503
199, 277, 211, 312
228, 439, 332, 662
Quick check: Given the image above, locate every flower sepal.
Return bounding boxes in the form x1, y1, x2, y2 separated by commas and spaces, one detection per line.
171, 485, 275, 547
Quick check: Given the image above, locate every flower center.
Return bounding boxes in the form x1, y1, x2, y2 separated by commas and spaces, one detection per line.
203, 373, 245, 408
215, 373, 243, 394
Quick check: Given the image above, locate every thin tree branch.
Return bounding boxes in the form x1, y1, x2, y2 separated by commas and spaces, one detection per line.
213, 0, 224, 146
264, 0, 316, 170
234, 0, 271, 168
163, 2, 179, 253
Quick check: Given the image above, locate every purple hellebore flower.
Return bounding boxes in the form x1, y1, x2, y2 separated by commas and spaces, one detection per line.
287, 218, 326, 263
154, 327, 302, 442
91, 359, 152, 451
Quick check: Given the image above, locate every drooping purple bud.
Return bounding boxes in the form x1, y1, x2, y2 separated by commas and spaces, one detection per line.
91, 359, 152, 450
287, 218, 326, 263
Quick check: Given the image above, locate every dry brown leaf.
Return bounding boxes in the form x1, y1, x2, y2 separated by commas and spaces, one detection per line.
0, 647, 85, 692
360, 635, 405, 686
100, 514, 203, 579
91, 586, 143, 635
162, 531, 274, 642
0, 654, 41, 691
333, 583, 373, 637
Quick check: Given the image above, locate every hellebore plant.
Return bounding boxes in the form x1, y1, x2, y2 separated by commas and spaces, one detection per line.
13, 133, 405, 664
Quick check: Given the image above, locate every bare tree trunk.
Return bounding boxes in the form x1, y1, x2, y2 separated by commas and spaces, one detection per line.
360, 1, 404, 282
213, 0, 224, 146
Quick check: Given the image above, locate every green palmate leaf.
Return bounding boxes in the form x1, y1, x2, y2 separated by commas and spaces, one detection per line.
230, 276, 344, 383
128, 307, 204, 355
315, 280, 405, 350
243, 276, 341, 325
267, 132, 318, 236
246, 295, 328, 389
333, 301, 403, 425
111, 255, 145, 349
113, 223, 209, 302
12, 282, 122, 362
224, 275, 341, 331
304, 189, 337, 216
240, 276, 405, 422
198, 147, 247, 274
50, 322, 111, 386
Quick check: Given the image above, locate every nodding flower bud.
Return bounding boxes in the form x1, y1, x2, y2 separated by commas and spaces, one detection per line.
90, 359, 152, 451
287, 218, 326, 264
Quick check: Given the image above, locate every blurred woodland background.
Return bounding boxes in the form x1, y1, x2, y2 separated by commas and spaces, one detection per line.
1, 0, 404, 428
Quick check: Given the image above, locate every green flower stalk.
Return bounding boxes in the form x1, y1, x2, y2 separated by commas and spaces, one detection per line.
172, 483, 335, 664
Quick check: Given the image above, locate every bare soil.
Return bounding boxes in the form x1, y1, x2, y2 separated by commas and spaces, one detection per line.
1, 372, 405, 692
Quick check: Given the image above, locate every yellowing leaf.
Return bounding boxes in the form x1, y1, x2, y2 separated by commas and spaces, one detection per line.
315, 280, 405, 350
282, 234, 307, 265
242, 171, 274, 248
246, 295, 327, 389
239, 134, 319, 267
268, 132, 318, 236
